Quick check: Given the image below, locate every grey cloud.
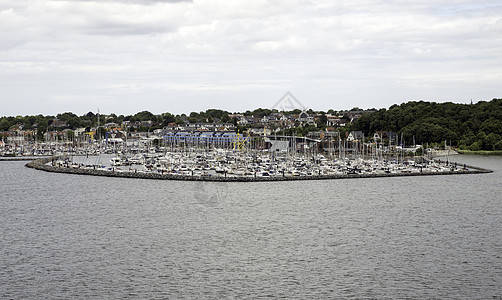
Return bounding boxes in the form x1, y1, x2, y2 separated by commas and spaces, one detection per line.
83, 20, 176, 35
41, 0, 188, 37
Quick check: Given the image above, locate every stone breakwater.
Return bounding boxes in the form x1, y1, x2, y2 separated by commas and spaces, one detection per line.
1, 156, 50, 161
25, 157, 493, 182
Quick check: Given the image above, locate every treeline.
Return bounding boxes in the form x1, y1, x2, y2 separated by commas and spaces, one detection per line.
2, 100, 502, 151
353, 98, 502, 150
0, 109, 234, 133
0, 107, 342, 132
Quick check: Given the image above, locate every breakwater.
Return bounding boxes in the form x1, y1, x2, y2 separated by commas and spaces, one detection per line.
25, 156, 493, 182
1, 156, 50, 162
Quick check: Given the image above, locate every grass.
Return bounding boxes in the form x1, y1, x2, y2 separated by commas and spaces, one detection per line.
457, 150, 502, 155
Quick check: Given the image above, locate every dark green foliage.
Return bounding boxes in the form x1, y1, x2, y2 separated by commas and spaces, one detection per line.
317, 113, 327, 127
245, 108, 276, 118
160, 113, 175, 126
183, 109, 230, 123
134, 111, 156, 122
0, 119, 12, 131
354, 98, 502, 150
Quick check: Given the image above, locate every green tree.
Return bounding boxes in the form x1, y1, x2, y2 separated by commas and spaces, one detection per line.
0, 119, 12, 131
482, 133, 500, 151
353, 98, 502, 150
495, 140, 502, 150
66, 130, 75, 141
469, 141, 482, 151
134, 111, 156, 123
221, 114, 230, 123
317, 113, 327, 127
161, 112, 175, 126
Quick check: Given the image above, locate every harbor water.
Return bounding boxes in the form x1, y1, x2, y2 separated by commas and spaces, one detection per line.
1, 155, 501, 299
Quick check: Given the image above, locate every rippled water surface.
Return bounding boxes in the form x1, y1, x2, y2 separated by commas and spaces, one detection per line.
1, 156, 502, 299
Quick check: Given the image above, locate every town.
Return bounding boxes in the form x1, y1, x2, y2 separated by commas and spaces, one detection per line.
1, 92, 390, 157
3, 97, 502, 159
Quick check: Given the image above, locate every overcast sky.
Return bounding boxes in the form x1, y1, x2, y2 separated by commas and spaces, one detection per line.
1, 0, 501, 116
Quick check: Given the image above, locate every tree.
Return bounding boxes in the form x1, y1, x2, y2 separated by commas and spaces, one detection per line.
352, 98, 502, 150
0, 119, 11, 131
221, 114, 230, 123
250, 108, 272, 118
57, 112, 78, 121
66, 130, 75, 141
37, 117, 48, 132
495, 140, 502, 151
317, 113, 327, 127
134, 111, 156, 123
161, 112, 175, 126
67, 117, 81, 129
482, 133, 500, 151
469, 141, 482, 151
205, 109, 229, 121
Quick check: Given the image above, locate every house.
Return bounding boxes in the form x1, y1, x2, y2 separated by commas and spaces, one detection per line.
347, 131, 364, 142
296, 111, 316, 126
297, 111, 309, 122
375, 131, 397, 142
229, 114, 244, 119
49, 119, 68, 129
260, 114, 279, 124
237, 116, 257, 126
326, 114, 344, 127
214, 123, 236, 131
104, 122, 119, 129
140, 120, 153, 127
74, 127, 87, 137
237, 116, 249, 125
249, 128, 271, 136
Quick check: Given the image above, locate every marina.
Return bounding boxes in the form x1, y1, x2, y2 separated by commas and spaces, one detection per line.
25, 148, 490, 182
2, 130, 490, 180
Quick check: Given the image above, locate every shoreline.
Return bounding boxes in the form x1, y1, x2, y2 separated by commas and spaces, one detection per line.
25, 156, 493, 182
457, 150, 502, 156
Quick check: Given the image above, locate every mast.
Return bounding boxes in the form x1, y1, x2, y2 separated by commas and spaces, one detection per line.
445, 139, 449, 165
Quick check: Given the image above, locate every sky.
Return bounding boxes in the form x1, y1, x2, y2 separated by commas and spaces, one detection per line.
1, 0, 501, 117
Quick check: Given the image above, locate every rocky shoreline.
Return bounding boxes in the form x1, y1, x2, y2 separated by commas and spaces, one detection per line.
24, 156, 493, 182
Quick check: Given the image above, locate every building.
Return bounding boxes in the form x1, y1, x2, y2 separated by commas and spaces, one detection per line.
49, 119, 68, 129
347, 131, 364, 142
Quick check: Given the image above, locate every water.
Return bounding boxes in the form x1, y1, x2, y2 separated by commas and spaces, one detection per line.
1, 155, 501, 299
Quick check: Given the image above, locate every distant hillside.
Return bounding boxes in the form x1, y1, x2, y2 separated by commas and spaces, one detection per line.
353, 98, 502, 151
